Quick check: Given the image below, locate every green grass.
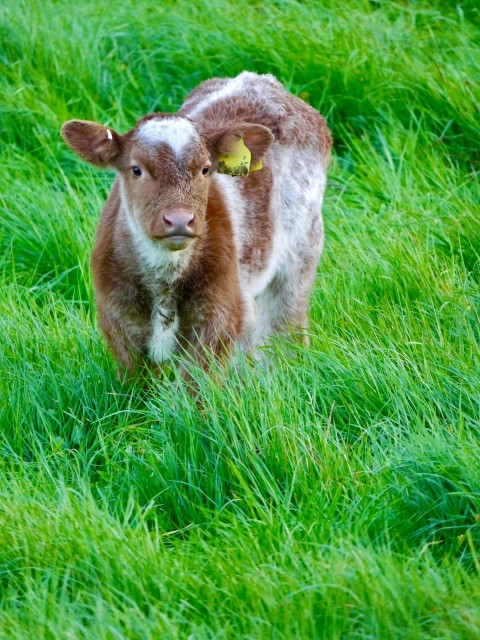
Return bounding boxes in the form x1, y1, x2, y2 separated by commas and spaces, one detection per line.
1, 0, 480, 637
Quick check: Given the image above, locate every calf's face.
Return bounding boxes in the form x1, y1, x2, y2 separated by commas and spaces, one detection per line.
61, 115, 274, 252
120, 116, 211, 251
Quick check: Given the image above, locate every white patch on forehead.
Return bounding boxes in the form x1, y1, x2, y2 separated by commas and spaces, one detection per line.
137, 117, 199, 157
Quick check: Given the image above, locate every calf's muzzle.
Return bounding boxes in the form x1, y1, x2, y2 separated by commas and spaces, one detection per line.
150, 207, 197, 251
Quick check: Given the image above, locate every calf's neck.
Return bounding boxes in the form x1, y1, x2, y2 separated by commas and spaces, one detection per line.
61, 72, 331, 374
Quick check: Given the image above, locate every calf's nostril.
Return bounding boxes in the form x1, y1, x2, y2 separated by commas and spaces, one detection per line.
163, 215, 175, 229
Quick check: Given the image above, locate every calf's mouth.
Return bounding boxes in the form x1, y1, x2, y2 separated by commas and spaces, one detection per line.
158, 234, 197, 251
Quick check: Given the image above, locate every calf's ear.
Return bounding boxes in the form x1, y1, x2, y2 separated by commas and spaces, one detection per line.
206, 123, 274, 176
61, 120, 122, 167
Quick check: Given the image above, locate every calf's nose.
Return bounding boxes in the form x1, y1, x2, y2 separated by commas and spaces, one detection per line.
163, 209, 195, 235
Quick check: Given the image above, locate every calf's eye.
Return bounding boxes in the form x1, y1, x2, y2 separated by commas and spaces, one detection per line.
132, 166, 142, 177
202, 166, 210, 176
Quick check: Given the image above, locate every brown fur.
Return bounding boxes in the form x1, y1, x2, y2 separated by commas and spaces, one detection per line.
61, 72, 331, 377
175, 180, 245, 363
88, 178, 245, 373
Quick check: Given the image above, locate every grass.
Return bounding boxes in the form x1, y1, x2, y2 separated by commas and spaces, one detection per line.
1, 0, 480, 637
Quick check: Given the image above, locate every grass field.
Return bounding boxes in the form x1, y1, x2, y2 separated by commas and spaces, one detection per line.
1, 0, 480, 637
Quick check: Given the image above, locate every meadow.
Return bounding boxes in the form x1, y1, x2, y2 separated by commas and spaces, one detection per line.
1, 0, 479, 637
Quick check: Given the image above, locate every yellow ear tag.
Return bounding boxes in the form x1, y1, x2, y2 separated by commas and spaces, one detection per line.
217, 137, 257, 176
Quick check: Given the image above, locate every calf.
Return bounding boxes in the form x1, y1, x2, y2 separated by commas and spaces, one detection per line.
61, 72, 331, 375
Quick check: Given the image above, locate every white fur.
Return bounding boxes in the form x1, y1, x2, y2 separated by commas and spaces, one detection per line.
118, 190, 183, 363
247, 144, 326, 347
213, 140, 327, 351
148, 304, 179, 363
137, 117, 199, 157
213, 172, 279, 299
213, 174, 248, 257
184, 74, 248, 118
183, 72, 287, 123
118, 184, 183, 363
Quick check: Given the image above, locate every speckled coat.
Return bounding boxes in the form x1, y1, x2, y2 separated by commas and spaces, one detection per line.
61, 72, 331, 375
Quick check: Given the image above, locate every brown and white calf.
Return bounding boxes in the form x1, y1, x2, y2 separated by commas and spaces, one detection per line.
61, 72, 331, 375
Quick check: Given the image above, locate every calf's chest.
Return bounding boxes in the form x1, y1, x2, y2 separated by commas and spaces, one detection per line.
147, 299, 179, 364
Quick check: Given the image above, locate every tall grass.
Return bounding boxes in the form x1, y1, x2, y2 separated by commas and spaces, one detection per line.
1, 0, 479, 637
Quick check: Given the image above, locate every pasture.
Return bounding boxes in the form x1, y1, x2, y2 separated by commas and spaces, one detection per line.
1, 0, 479, 637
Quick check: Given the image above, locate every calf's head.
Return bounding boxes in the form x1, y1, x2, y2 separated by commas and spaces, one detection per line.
61, 115, 274, 252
